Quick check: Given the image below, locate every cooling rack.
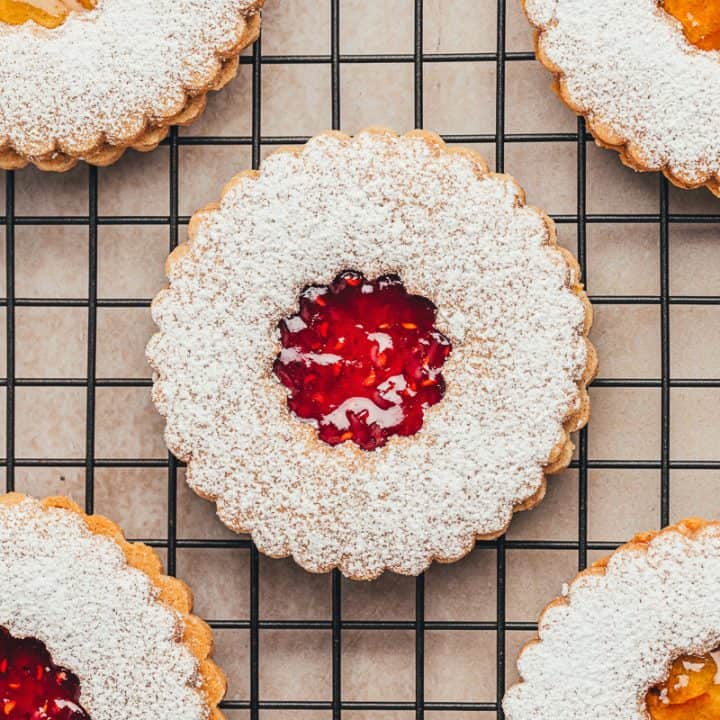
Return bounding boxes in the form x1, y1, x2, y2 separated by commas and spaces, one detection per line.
3, 1, 720, 717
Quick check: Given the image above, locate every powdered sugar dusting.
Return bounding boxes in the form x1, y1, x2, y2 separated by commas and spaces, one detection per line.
524, 0, 720, 186
0, 497, 208, 720
0, 0, 261, 156
503, 523, 720, 720
147, 130, 589, 579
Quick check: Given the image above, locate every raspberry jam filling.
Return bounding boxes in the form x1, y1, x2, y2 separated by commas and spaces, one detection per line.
662, 0, 720, 51
646, 650, 720, 719
0, 627, 89, 719
0, 0, 94, 29
273, 270, 452, 450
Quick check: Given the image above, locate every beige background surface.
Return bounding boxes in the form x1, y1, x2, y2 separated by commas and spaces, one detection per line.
2, 0, 720, 717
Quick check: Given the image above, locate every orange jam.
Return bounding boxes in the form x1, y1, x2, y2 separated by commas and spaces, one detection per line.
647, 652, 720, 719
663, 0, 720, 51
0, 0, 93, 28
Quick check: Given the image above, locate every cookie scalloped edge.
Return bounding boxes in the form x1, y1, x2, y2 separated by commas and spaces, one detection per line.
521, 0, 720, 196
149, 126, 598, 580
0, 1, 263, 173
0, 492, 227, 720
504, 517, 716, 717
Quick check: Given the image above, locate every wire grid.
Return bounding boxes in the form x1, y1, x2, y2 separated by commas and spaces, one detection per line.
3, 0, 717, 716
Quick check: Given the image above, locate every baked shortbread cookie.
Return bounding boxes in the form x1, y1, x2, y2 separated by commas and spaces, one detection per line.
504, 519, 720, 720
0, 493, 226, 719
147, 128, 597, 580
523, 0, 720, 195
0, 0, 262, 171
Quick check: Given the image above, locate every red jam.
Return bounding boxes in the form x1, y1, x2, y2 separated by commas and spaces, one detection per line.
0, 627, 89, 720
273, 270, 452, 450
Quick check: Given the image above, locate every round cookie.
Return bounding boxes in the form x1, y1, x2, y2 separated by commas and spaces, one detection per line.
0, 493, 226, 720
147, 128, 596, 580
0, 0, 262, 171
504, 519, 720, 720
523, 0, 720, 194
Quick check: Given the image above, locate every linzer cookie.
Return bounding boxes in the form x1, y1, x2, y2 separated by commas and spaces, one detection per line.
146, 128, 596, 580
0, 493, 226, 719
523, 0, 720, 194
0, 0, 262, 171
504, 519, 720, 720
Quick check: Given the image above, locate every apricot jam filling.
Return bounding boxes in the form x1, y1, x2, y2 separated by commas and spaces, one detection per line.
663, 0, 720, 51
0, 627, 89, 719
646, 650, 720, 719
273, 270, 452, 451
0, 0, 94, 29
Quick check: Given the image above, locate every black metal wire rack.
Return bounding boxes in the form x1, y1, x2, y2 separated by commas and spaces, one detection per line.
3, 0, 720, 717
